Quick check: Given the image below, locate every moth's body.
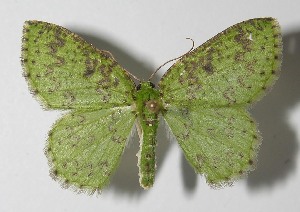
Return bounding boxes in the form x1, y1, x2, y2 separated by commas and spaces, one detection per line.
134, 82, 162, 188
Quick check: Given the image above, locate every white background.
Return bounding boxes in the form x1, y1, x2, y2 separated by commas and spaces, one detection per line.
1, 0, 300, 211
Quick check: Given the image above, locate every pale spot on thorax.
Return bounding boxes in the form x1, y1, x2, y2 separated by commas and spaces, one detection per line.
145, 100, 160, 113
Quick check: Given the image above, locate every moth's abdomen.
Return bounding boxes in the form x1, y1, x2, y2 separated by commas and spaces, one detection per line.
137, 116, 158, 189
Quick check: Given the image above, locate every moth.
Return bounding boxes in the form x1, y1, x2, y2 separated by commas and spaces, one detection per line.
21, 18, 282, 194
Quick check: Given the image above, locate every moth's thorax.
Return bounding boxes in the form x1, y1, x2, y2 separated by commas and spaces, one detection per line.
134, 81, 162, 117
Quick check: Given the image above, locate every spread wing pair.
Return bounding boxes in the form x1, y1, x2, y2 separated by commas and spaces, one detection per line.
21, 18, 281, 193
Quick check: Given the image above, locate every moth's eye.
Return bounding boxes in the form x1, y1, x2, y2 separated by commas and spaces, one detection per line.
149, 82, 155, 88
136, 84, 142, 90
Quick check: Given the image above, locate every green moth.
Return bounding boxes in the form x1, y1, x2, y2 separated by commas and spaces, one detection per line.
21, 18, 282, 194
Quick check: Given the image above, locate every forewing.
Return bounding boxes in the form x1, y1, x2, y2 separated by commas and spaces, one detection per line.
159, 18, 281, 107
21, 21, 135, 110
46, 107, 135, 193
164, 106, 259, 186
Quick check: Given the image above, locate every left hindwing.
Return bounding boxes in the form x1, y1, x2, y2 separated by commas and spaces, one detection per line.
46, 106, 136, 193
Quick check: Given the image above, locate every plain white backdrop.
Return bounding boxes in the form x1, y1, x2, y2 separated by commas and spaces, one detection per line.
1, 0, 300, 211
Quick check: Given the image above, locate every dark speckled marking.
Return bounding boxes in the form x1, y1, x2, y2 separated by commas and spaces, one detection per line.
234, 51, 244, 62
84, 58, 97, 77
234, 29, 252, 51
201, 47, 215, 74
248, 160, 254, 165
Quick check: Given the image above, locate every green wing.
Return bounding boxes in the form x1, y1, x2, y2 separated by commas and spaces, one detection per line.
21, 21, 135, 110
159, 18, 281, 107
46, 107, 135, 193
164, 106, 259, 186
159, 18, 282, 186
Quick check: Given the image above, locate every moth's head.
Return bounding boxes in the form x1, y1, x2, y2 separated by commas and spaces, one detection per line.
136, 81, 155, 91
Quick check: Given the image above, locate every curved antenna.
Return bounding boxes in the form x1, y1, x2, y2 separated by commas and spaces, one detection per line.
102, 50, 141, 82
148, 38, 195, 81
126, 70, 141, 82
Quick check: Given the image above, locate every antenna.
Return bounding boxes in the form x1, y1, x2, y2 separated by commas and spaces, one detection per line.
148, 38, 195, 81
102, 50, 141, 82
